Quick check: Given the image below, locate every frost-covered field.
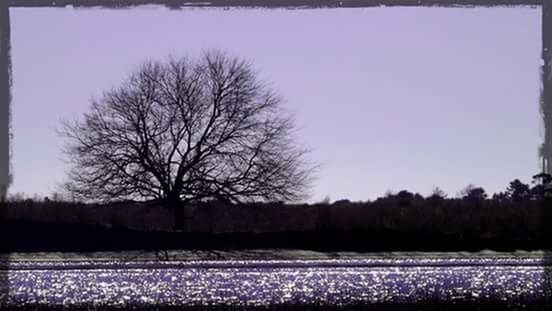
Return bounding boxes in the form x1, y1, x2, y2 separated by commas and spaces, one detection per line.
1, 250, 552, 310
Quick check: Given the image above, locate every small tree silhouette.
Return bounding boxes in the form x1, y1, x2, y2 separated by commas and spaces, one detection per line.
492, 191, 509, 203
460, 184, 487, 206
396, 190, 414, 207
531, 172, 552, 200
506, 179, 531, 202
428, 187, 446, 207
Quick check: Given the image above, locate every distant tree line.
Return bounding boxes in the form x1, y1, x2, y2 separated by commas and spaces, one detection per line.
8, 172, 552, 208
2, 172, 551, 238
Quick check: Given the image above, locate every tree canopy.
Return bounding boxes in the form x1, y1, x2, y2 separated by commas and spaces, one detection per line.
60, 50, 317, 208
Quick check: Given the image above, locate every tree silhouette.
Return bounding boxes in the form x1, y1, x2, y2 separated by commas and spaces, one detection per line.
460, 184, 487, 203
533, 172, 552, 185
428, 186, 446, 205
60, 50, 317, 230
531, 172, 552, 200
396, 190, 414, 207
506, 179, 530, 202
492, 191, 509, 203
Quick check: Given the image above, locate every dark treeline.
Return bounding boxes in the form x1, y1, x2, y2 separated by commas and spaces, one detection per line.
1, 174, 551, 252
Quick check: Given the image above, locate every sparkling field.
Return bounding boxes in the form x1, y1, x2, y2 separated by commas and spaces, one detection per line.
1, 253, 552, 309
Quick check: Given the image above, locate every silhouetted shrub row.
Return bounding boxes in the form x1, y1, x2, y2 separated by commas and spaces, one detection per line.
0, 200, 174, 231
2, 174, 551, 250
0, 194, 550, 241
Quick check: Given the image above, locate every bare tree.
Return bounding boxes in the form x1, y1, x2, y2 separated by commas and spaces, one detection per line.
60, 50, 317, 229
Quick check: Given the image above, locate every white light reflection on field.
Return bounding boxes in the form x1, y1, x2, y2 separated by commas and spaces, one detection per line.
0, 258, 549, 308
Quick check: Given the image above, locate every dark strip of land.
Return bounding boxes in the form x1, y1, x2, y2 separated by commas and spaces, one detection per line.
1, 197, 551, 253
1, 219, 550, 253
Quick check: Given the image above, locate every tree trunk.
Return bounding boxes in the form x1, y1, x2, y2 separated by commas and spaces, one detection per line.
174, 203, 185, 231
164, 193, 185, 231
169, 197, 194, 232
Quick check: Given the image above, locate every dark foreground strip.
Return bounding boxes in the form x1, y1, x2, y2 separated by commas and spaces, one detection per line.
1, 301, 551, 311
2, 220, 551, 253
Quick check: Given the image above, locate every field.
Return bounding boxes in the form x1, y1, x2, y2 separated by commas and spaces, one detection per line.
1, 252, 552, 311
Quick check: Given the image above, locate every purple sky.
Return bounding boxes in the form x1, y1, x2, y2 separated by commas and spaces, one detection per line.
9, 6, 541, 203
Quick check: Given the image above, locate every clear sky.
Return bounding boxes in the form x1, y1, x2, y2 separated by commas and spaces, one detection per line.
8, 6, 542, 203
